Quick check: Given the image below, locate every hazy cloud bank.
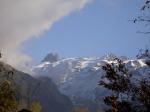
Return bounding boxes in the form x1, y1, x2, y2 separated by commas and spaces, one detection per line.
0, 0, 90, 72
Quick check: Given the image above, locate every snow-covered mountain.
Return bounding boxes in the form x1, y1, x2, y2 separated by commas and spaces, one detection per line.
33, 54, 150, 111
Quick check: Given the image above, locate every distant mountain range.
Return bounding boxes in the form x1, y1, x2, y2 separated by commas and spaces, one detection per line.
33, 53, 150, 111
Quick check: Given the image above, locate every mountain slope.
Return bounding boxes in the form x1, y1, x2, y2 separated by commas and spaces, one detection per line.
0, 61, 73, 112
33, 55, 149, 111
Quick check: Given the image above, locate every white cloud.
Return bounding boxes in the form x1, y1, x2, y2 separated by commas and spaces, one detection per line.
0, 0, 91, 72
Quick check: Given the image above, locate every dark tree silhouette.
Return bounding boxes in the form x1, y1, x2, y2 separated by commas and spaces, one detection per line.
133, 0, 150, 34
99, 58, 133, 112
100, 58, 150, 112
0, 52, 2, 59
18, 109, 31, 112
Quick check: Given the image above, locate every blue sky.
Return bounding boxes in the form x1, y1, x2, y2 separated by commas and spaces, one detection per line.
22, 0, 149, 62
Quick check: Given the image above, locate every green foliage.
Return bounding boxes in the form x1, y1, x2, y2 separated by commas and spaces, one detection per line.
100, 58, 150, 112
132, 78, 150, 112
29, 101, 42, 112
100, 58, 133, 112
0, 80, 18, 112
100, 59, 131, 93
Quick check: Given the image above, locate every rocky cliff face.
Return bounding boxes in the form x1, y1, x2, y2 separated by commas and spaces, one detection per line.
0, 61, 73, 112
41, 53, 59, 63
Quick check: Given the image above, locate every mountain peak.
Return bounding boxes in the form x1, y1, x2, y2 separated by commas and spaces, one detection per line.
42, 53, 59, 63
33, 55, 150, 111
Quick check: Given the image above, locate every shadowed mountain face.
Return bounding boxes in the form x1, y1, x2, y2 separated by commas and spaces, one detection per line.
0, 61, 73, 112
